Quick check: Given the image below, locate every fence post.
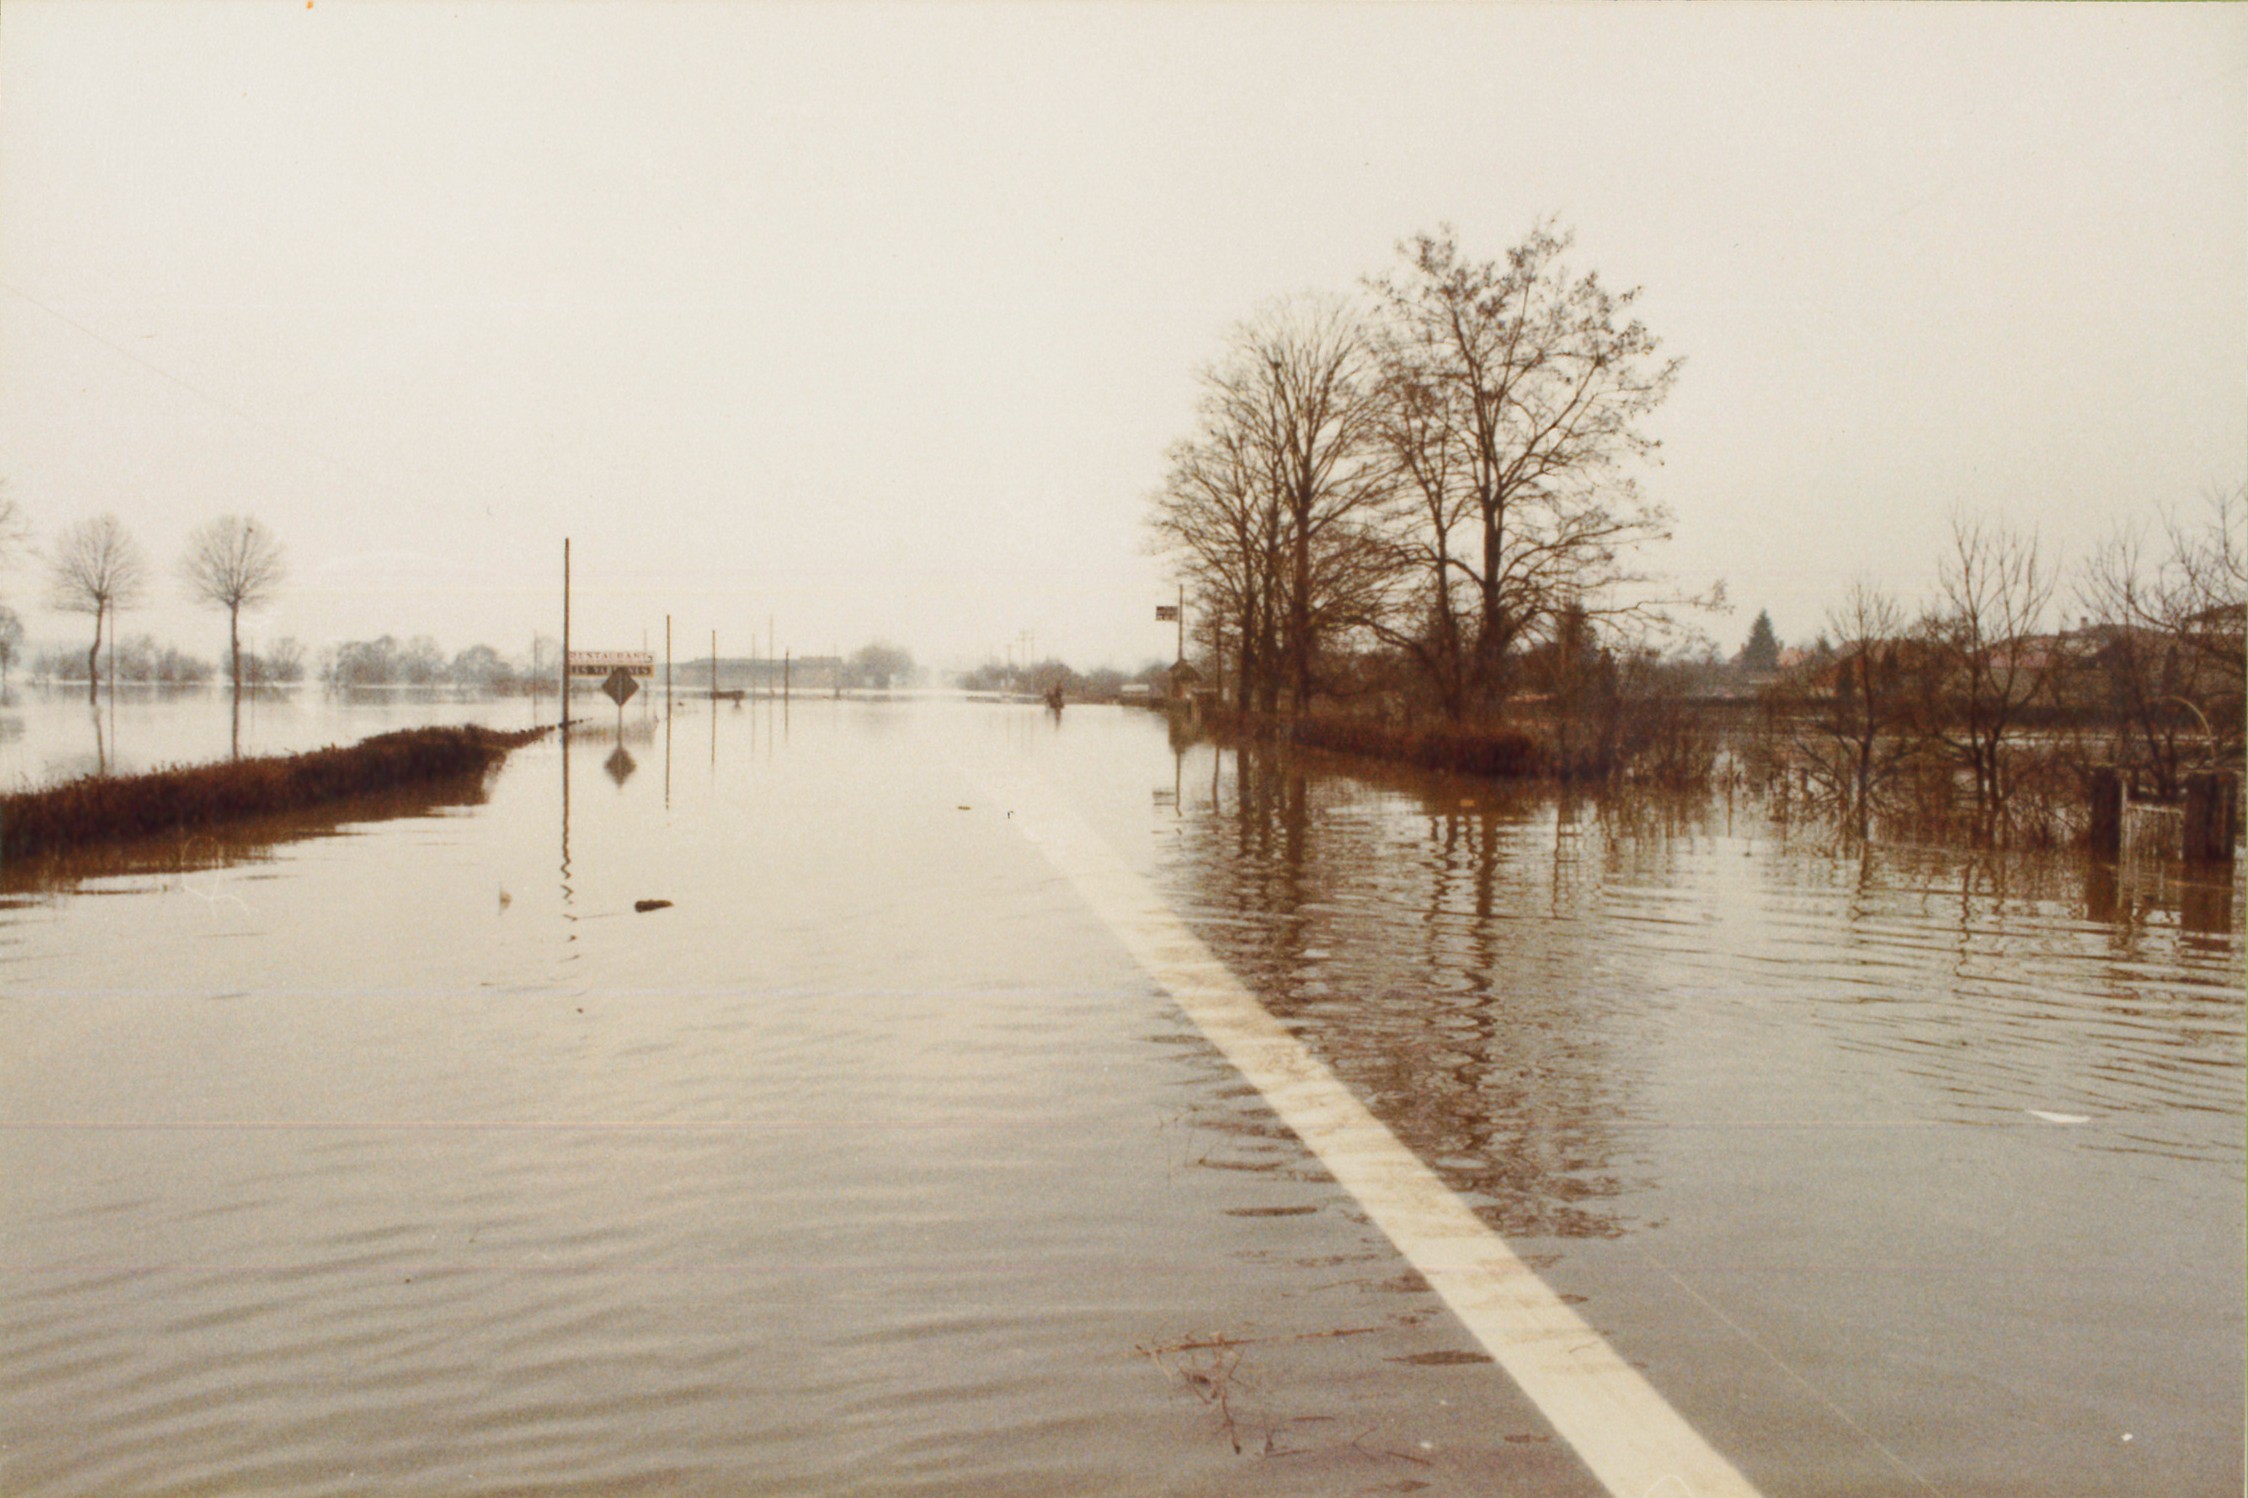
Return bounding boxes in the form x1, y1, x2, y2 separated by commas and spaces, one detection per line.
2088, 766, 2122, 860
2183, 771, 2239, 864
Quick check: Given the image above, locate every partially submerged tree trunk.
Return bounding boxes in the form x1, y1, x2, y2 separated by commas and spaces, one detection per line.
86, 603, 103, 706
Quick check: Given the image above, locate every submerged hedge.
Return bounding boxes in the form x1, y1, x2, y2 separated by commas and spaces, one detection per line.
1214, 710, 1547, 780
0, 724, 550, 863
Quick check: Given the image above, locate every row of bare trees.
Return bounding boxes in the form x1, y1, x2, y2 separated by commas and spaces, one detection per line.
0, 493, 287, 705
1766, 490, 2244, 844
1149, 223, 1703, 725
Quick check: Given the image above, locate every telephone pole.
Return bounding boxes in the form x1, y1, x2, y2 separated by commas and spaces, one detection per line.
560, 538, 570, 727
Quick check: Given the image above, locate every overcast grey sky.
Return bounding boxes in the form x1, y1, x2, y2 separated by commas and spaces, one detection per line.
2, 2, 2242, 672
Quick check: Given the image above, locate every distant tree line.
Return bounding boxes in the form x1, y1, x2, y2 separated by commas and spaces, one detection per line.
956, 657, 1166, 699
843, 642, 918, 691
323, 636, 552, 693
29, 635, 307, 686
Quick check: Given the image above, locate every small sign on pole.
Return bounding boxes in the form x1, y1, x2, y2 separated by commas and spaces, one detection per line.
601, 667, 639, 708
1154, 605, 1179, 621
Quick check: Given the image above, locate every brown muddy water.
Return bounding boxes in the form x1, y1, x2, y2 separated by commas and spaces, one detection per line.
1, 691, 2239, 1495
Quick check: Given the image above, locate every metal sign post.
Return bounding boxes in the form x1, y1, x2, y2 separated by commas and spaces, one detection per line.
1156, 594, 1183, 662
602, 665, 638, 741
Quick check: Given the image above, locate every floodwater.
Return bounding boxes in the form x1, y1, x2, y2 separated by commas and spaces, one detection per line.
0, 684, 554, 790
1, 689, 2240, 1495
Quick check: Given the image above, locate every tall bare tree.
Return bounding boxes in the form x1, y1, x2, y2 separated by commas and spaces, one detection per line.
2079, 483, 2246, 788
179, 515, 287, 699
0, 479, 30, 576
0, 605, 22, 694
1149, 421, 1283, 713
1927, 513, 2057, 838
1206, 296, 1394, 714
0, 482, 29, 693
1369, 224, 1684, 715
1781, 580, 1921, 838
1369, 348, 1477, 717
48, 515, 148, 704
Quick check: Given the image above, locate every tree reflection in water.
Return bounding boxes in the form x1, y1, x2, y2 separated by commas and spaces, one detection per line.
1168, 742, 1649, 1240
1159, 738, 2244, 1236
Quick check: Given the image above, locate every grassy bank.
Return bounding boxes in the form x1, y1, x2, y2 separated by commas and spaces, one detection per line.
1208, 709, 1548, 780
0, 724, 550, 863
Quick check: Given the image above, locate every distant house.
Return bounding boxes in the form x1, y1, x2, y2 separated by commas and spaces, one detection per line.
1984, 635, 2070, 676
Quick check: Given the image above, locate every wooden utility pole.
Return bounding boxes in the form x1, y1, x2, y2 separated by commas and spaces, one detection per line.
665, 615, 672, 708
560, 537, 571, 728
784, 648, 791, 703
711, 630, 718, 699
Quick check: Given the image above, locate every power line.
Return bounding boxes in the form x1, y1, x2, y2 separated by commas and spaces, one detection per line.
1, 279, 298, 448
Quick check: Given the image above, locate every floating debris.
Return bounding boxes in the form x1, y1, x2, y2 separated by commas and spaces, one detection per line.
634, 899, 673, 913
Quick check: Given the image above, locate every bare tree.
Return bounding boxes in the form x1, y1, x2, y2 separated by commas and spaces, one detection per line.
1149, 421, 1283, 712
1927, 513, 2057, 838
0, 481, 30, 694
1206, 296, 1395, 715
0, 605, 21, 694
2158, 482, 2248, 684
1778, 580, 1922, 838
1368, 224, 1685, 715
0, 479, 30, 577
2079, 483, 2246, 789
1368, 348, 1477, 717
47, 515, 149, 704
1151, 297, 1395, 716
179, 515, 287, 700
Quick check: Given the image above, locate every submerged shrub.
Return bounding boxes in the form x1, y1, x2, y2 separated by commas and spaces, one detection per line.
1241, 712, 1548, 780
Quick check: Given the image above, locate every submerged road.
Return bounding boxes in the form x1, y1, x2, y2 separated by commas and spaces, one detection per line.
2, 695, 2240, 1494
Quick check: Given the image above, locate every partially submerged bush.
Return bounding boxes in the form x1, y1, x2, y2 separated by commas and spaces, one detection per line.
0, 725, 548, 862
1220, 711, 1548, 780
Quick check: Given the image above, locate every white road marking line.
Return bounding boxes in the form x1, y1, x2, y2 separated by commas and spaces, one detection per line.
999, 781, 1763, 1498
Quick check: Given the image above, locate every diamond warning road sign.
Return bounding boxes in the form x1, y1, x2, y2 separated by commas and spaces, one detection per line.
601, 667, 640, 708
